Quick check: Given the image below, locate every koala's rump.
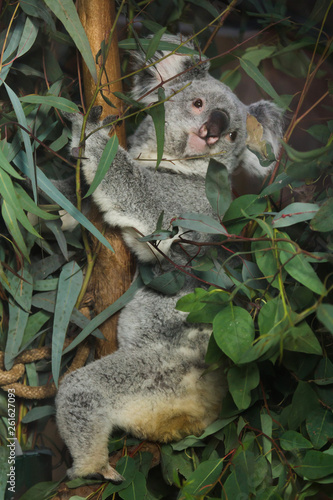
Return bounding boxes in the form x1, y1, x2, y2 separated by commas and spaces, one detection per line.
56, 341, 226, 443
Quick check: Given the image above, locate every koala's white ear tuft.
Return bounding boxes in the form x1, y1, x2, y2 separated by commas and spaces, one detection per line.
131, 34, 210, 103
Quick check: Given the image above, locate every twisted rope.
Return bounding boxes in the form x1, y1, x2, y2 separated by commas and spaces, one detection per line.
0, 340, 90, 399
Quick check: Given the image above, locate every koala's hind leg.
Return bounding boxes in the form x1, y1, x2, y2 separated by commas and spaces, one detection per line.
56, 382, 124, 483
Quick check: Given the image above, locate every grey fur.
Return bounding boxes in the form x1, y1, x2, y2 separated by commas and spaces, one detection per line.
56, 35, 284, 481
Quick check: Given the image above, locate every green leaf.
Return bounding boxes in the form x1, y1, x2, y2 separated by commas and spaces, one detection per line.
317, 304, 333, 334
140, 266, 185, 295
52, 261, 83, 386
277, 232, 325, 295
20, 94, 80, 113
145, 27, 167, 60
160, 445, 194, 485
240, 58, 287, 109
102, 456, 137, 497
213, 304, 255, 363
223, 194, 266, 232
43, 0, 97, 82
227, 363, 260, 410
180, 458, 224, 496
21, 310, 51, 350
297, 451, 333, 480
5, 268, 33, 369
172, 212, 227, 234
17, 16, 39, 58
284, 323, 322, 355
310, 198, 333, 232
172, 417, 236, 451
118, 39, 198, 55
259, 296, 290, 336
288, 381, 319, 430
186, 0, 219, 17
282, 140, 331, 163
63, 276, 144, 355
147, 88, 165, 168
19, 481, 61, 500
22, 405, 55, 423
0, 146, 23, 179
272, 202, 319, 228
4, 82, 37, 202
205, 159, 232, 217
242, 46, 275, 66
119, 471, 147, 500
20, 165, 114, 252
85, 134, 119, 197
306, 408, 333, 449
175, 288, 208, 312
14, 183, 58, 221
279, 430, 313, 451
1, 200, 30, 261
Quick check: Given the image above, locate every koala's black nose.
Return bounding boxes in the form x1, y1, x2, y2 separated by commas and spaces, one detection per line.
199, 110, 230, 145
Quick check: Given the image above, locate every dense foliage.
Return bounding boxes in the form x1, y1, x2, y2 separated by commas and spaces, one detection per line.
0, 0, 332, 499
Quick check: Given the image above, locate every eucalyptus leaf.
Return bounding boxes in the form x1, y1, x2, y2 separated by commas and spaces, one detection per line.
172, 212, 227, 234
52, 261, 83, 386
85, 134, 119, 198
20, 94, 80, 113
213, 304, 255, 363
205, 159, 231, 217
43, 0, 97, 82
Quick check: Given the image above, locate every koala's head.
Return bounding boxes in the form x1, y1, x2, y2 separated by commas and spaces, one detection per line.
131, 35, 248, 173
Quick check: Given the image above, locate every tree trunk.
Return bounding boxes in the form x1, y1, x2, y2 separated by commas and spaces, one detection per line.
77, 0, 135, 356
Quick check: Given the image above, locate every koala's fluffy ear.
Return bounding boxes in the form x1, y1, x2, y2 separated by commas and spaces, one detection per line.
239, 100, 284, 179
131, 34, 210, 102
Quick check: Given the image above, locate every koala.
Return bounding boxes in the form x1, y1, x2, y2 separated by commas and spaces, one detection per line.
56, 35, 283, 483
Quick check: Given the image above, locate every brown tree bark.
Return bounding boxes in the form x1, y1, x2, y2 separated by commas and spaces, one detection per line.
77, 0, 135, 356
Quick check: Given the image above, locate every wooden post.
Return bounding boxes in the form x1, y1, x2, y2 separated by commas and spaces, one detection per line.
77, 0, 135, 356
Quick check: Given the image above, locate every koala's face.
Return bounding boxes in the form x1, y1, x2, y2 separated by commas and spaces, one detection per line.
163, 77, 248, 172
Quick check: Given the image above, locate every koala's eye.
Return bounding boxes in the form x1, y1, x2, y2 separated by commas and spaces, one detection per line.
193, 99, 204, 109
228, 131, 238, 142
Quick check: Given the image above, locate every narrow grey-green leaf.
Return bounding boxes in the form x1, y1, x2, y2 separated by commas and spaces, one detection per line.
172, 212, 227, 234
2, 200, 30, 261
145, 27, 167, 60
22, 405, 55, 423
43, 0, 97, 82
5, 269, 33, 369
0, 147, 23, 179
14, 183, 58, 221
17, 16, 39, 58
240, 58, 286, 109
13, 159, 114, 252
63, 276, 144, 354
20, 94, 80, 113
85, 134, 119, 197
118, 39, 198, 55
147, 88, 165, 169
272, 202, 319, 228
4, 82, 37, 201
205, 160, 231, 217
52, 261, 83, 386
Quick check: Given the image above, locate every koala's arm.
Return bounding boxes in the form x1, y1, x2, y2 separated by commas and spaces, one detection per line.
66, 107, 160, 238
